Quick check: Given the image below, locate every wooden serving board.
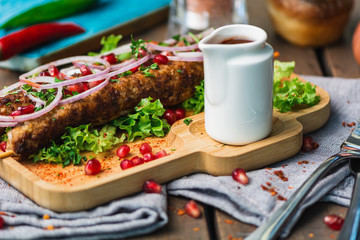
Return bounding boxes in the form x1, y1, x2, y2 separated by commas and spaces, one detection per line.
0, 75, 330, 212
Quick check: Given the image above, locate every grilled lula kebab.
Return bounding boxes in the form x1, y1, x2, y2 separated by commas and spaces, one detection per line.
0, 35, 205, 159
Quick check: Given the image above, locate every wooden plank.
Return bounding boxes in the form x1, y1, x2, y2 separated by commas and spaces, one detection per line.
287, 202, 346, 239
130, 196, 210, 240
215, 209, 256, 239
323, 0, 360, 78
215, 202, 346, 240
249, 0, 322, 76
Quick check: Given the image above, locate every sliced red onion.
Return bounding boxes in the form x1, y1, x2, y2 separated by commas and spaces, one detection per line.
107, 54, 151, 78
59, 78, 109, 105
24, 92, 46, 106
19, 56, 110, 89
0, 81, 23, 97
20, 77, 54, 105
147, 42, 199, 52
109, 59, 136, 71
0, 121, 17, 127
167, 55, 203, 62
0, 86, 63, 122
100, 43, 131, 56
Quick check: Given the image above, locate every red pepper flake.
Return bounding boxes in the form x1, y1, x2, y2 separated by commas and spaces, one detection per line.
265, 167, 272, 170
273, 170, 288, 181
308, 233, 314, 238
288, 186, 293, 189
347, 122, 356, 127
277, 195, 287, 201
0, 212, 8, 216
46, 225, 55, 230
177, 209, 186, 216
298, 160, 309, 165
261, 185, 269, 191
281, 164, 288, 168
224, 219, 234, 224
193, 227, 200, 231
228, 235, 233, 240
329, 233, 336, 239
266, 182, 271, 187
342, 121, 346, 127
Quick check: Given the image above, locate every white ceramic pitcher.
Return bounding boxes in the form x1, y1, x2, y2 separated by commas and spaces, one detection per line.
199, 24, 274, 145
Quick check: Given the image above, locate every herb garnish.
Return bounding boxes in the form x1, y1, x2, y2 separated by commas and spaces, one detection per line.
183, 118, 193, 125
130, 35, 147, 60
88, 34, 123, 56
182, 80, 204, 114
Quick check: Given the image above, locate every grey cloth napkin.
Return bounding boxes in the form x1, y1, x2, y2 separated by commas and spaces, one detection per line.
168, 75, 357, 238
0, 75, 357, 239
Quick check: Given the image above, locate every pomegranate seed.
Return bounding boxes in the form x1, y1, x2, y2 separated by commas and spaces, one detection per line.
143, 152, 155, 162
153, 54, 169, 65
67, 83, 85, 94
79, 64, 93, 76
155, 150, 167, 159
84, 158, 101, 175
138, 49, 147, 58
48, 65, 60, 78
143, 179, 162, 193
163, 109, 177, 125
140, 143, 152, 155
19, 104, 35, 115
120, 159, 134, 170
302, 136, 316, 152
88, 80, 105, 88
232, 168, 249, 185
81, 82, 89, 91
101, 53, 118, 64
131, 156, 144, 166
130, 66, 139, 73
324, 214, 344, 231
39, 71, 51, 76
10, 110, 22, 116
117, 145, 130, 158
160, 51, 171, 56
0, 141, 6, 152
185, 200, 201, 218
0, 216, 4, 229
174, 108, 186, 120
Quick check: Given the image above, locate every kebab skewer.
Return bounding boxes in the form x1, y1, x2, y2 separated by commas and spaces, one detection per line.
0, 33, 207, 160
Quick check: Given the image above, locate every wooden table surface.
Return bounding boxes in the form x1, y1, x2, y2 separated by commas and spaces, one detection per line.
0, 0, 359, 239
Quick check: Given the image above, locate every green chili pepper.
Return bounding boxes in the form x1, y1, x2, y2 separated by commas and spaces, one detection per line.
0, 0, 98, 29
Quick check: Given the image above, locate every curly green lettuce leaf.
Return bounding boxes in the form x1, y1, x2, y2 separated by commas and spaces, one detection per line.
112, 97, 170, 142
273, 76, 320, 113
182, 80, 204, 114
30, 124, 122, 166
274, 60, 295, 82
88, 34, 123, 56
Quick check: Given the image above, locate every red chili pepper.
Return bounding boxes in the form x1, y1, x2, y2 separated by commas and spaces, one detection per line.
0, 22, 85, 60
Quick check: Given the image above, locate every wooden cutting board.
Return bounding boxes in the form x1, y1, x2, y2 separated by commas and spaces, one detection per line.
0, 75, 330, 212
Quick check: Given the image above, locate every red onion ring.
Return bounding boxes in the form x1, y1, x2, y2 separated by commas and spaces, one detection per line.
0, 82, 23, 97
0, 121, 17, 128
147, 42, 199, 52
0, 86, 63, 122
167, 55, 203, 62
19, 56, 110, 89
20, 78, 55, 106
107, 54, 151, 78
59, 78, 110, 105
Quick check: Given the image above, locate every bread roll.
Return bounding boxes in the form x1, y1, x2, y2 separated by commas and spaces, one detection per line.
267, 0, 354, 46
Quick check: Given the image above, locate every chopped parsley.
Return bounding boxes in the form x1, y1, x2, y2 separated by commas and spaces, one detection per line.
139, 63, 159, 77
130, 35, 147, 60
177, 69, 183, 73
183, 118, 193, 125
5, 102, 11, 106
